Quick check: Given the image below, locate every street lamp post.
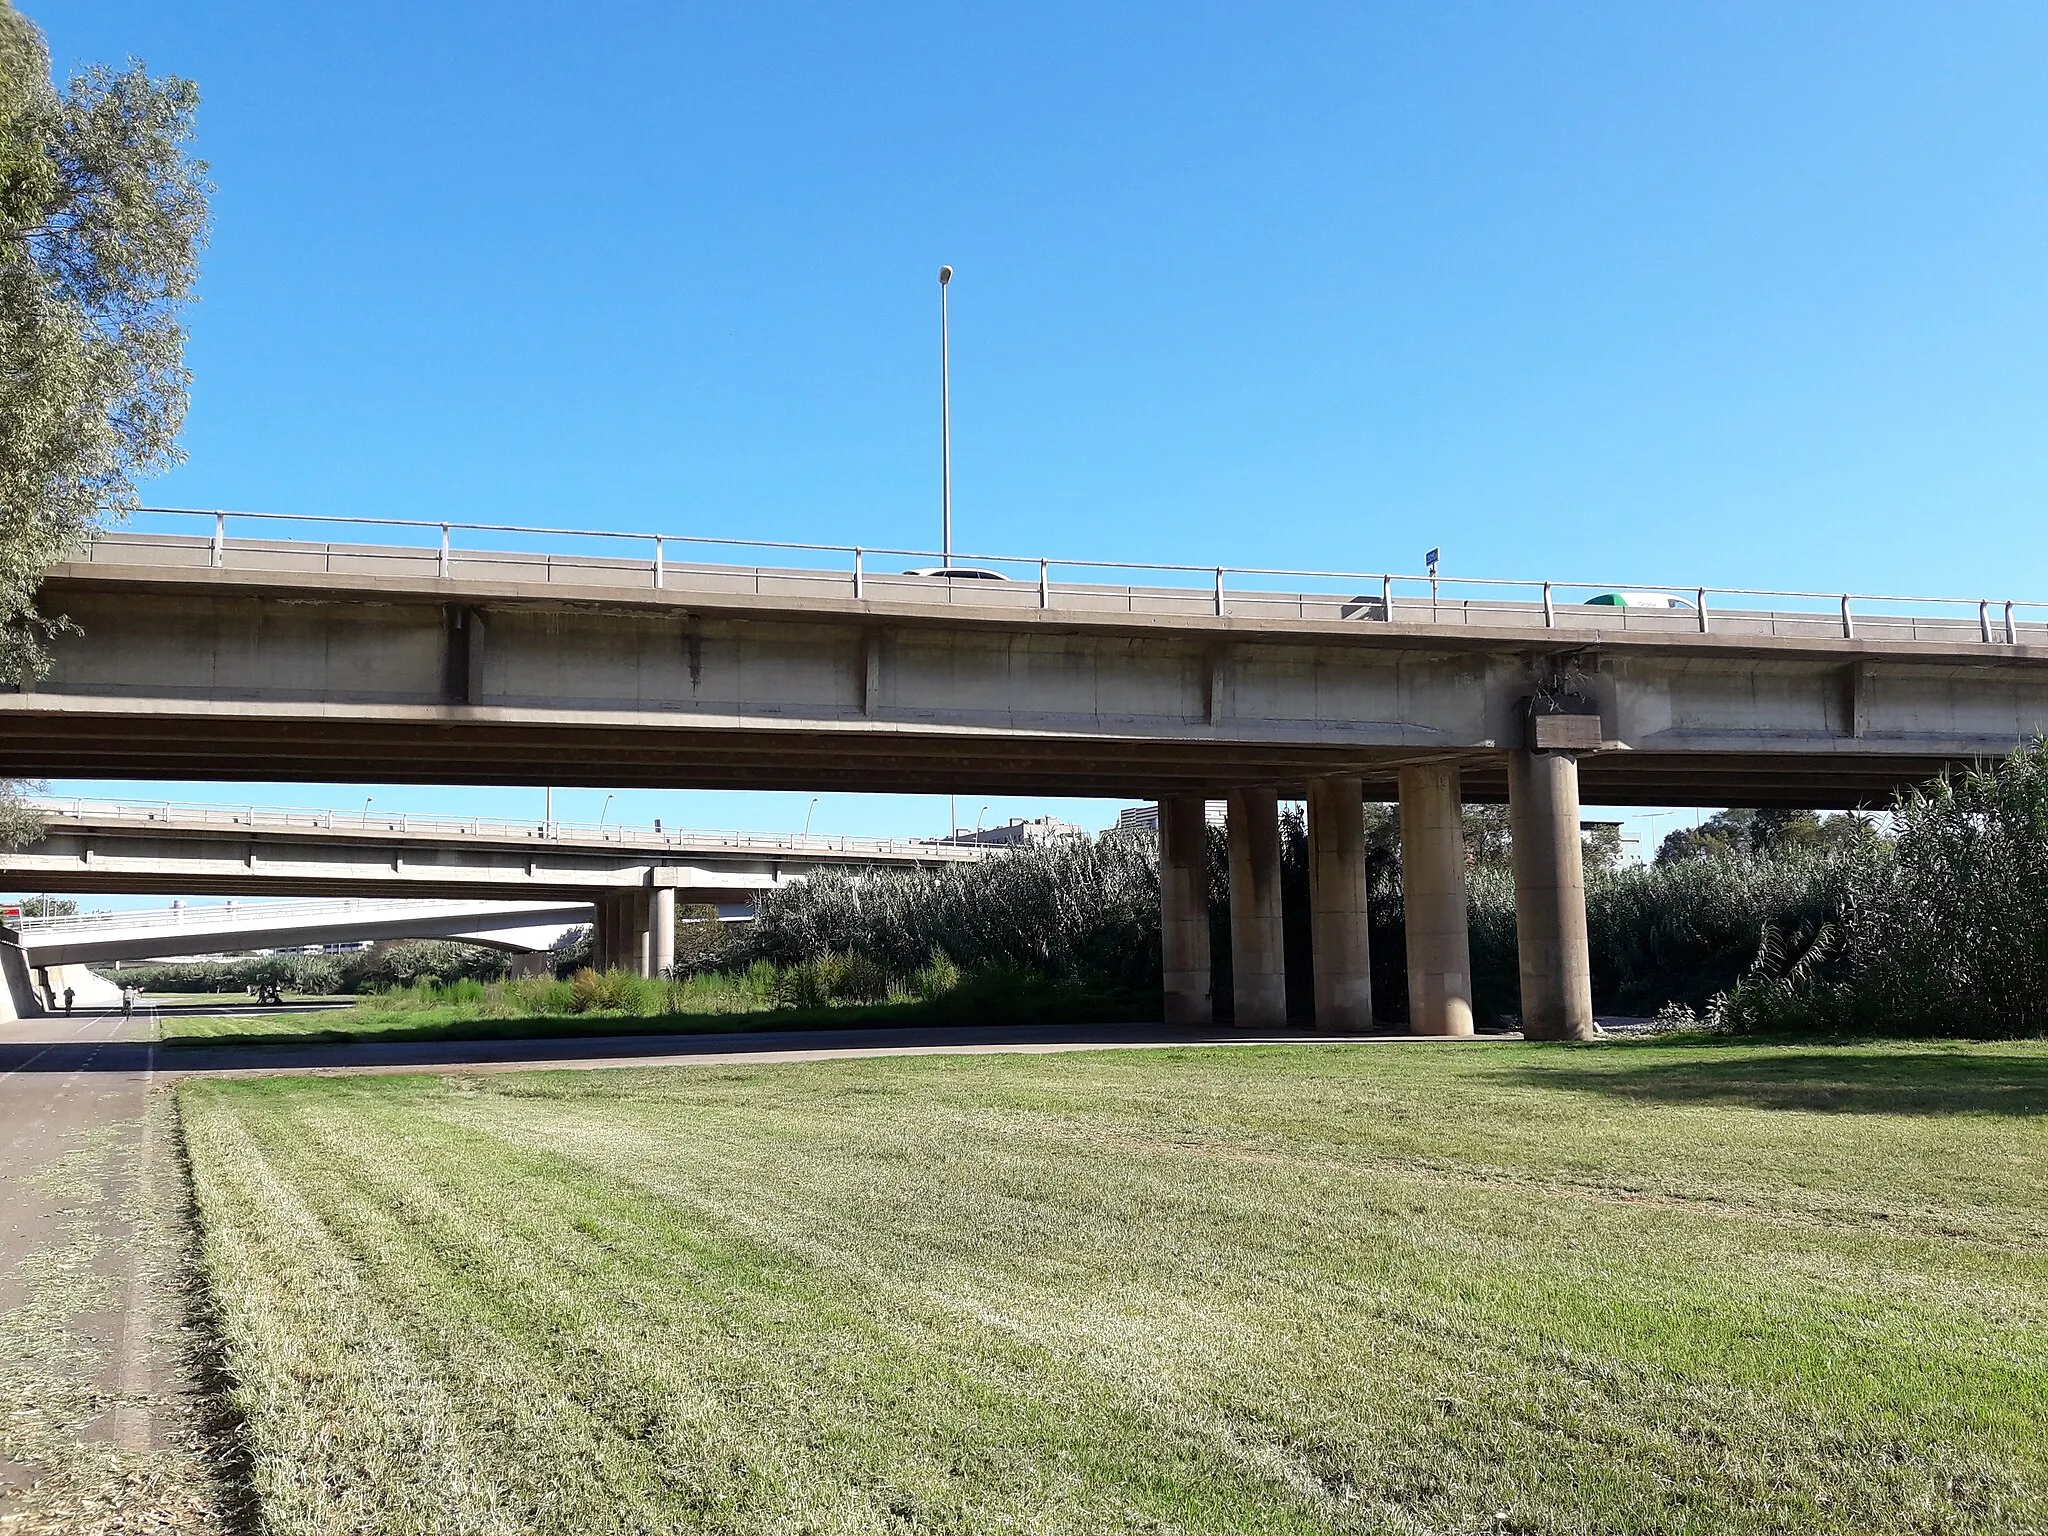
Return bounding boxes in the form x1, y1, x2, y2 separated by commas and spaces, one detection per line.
939, 264, 953, 566
804, 797, 820, 837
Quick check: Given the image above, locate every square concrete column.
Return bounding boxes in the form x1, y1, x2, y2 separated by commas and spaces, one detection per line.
652, 887, 676, 979
1158, 797, 1213, 1025
605, 893, 634, 972
1397, 763, 1475, 1036
1507, 749, 1596, 1041
588, 900, 609, 972
628, 890, 654, 978
1306, 775, 1372, 1032
1226, 787, 1286, 1028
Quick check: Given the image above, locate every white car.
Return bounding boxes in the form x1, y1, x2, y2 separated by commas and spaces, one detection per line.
1583, 591, 1695, 610
901, 567, 1011, 581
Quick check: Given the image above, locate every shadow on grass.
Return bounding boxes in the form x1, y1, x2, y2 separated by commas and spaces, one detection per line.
1504, 1044, 2048, 1117
162, 981, 1159, 1050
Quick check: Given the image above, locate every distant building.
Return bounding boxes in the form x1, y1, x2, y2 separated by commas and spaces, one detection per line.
940, 815, 1087, 847
1115, 802, 1227, 834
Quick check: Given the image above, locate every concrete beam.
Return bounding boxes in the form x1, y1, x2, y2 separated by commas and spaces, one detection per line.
10, 557, 2048, 801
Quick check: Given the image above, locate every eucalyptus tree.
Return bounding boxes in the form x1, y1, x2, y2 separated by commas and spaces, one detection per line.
1, 3, 207, 678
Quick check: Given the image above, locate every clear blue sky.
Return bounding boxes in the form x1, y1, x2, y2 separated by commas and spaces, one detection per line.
22, 2, 2048, 884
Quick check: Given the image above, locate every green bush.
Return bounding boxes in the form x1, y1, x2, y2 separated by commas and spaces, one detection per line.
1712, 739, 2048, 1037
735, 832, 1160, 990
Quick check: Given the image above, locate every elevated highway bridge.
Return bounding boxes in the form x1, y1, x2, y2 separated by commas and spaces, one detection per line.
0, 797, 986, 1013
8, 510, 2044, 1041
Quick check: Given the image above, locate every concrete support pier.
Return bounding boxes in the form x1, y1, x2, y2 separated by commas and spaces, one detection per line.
1305, 775, 1372, 1031
628, 890, 653, 978
1397, 764, 1475, 1036
652, 887, 676, 978
589, 899, 610, 972
1507, 750, 1596, 1040
1158, 796, 1213, 1025
1226, 787, 1286, 1028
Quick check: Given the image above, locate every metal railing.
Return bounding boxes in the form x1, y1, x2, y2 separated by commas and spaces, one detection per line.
13, 894, 579, 937
63, 505, 2046, 648
27, 796, 990, 861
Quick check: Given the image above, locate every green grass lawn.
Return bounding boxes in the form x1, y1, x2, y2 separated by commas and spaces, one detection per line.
177, 1038, 2048, 1535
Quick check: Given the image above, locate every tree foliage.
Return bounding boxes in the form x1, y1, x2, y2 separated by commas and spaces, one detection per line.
1713, 740, 2048, 1037
0, 5, 207, 672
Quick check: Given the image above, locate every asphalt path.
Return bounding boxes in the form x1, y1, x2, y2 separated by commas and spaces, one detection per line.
2, 1017, 1502, 1084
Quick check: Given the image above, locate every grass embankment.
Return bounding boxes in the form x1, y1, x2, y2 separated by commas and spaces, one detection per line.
179, 1038, 2048, 1535
160, 965, 1153, 1047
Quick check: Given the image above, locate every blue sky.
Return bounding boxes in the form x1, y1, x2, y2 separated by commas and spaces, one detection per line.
22, 2, 2048, 889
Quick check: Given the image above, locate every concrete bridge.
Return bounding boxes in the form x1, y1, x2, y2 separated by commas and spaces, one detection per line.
3, 895, 594, 1018
0, 797, 984, 981
11, 895, 591, 967
9, 516, 2047, 1040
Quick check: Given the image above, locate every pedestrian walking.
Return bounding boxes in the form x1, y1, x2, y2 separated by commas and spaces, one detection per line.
62, 985, 74, 1015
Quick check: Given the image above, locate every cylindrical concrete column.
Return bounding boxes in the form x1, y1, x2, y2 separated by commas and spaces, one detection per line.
1159, 797, 1213, 1025
588, 900, 609, 972
1398, 764, 1475, 1037
652, 887, 676, 979
1306, 775, 1372, 1032
1226, 787, 1286, 1029
1508, 750, 1595, 1041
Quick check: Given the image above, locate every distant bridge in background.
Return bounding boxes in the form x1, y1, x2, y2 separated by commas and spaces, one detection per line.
9, 895, 591, 967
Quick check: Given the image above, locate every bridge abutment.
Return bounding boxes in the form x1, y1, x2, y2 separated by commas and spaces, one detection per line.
1306, 775, 1372, 1032
1398, 764, 1476, 1037
1508, 750, 1596, 1040
1159, 797, 1213, 1025
1226, 788, 1286, 1029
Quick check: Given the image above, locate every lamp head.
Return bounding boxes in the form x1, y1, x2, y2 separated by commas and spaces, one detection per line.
938, 265, 953, 285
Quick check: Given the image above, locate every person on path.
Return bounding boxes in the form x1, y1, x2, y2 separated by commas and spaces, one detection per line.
121, 985, 136, 1019
62, 985, 73, 1015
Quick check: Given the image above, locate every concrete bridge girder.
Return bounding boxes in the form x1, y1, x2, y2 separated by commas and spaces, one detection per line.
0, 830, 788, 903
7, 561, 2048, 805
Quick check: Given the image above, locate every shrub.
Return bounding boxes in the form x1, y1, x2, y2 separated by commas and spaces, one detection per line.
737, 831, 1160, 990
908, 951, 962, 1001
568, 968, 633, 1013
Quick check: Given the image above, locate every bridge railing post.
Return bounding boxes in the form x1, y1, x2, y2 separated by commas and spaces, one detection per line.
1840, 595, 1855, 639
1039, 559, 1050, 609
1380, 573, 1393, 621
438, 524, 451, 579
1980, 599, 1993, 643
852, 547, 864, 600
1697, 587, 1710, 633
652, 537, 664, 590
1214, 567, 1225, 617
210, 512, 225, 569
1541, 581, 1554, 627
2006, 601, 2019, 644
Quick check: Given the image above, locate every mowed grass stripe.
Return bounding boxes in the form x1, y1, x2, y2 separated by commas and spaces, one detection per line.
181, 1041, 2048, 1535
188, 1086, 1335, 1533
